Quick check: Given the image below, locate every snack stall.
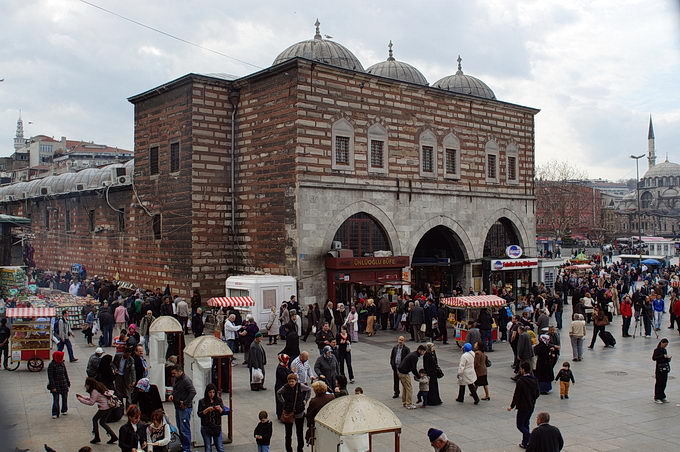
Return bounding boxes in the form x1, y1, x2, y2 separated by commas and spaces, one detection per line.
441, 295, 505, 348
6, 307, 56, 372
37, 288, 97, 330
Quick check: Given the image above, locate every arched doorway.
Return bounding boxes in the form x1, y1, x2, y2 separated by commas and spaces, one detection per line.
326, 213, 408, 305
412, 226, 467, 295
483, 218, 533, 296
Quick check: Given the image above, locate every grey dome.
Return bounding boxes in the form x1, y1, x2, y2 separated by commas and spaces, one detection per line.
273, 20, 364, 72
366, 41, 428, 85
433, 56, 496, 100
643, 160, 680, 179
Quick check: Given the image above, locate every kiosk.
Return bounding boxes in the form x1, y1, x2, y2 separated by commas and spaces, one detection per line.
183, 335, 234, 446
313, 395, 401, 452
6, 307, 56, 372
148, 316, 184, 400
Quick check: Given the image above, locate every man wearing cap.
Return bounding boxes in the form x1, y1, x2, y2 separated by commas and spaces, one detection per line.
248, 332, 267, 391
86, 347, 105, 379
427, 428, 462, 452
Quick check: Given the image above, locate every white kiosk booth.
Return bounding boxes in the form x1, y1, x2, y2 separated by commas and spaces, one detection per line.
184, 335, 234, 447
148, 316, 184, 400
313, 395, 402, 452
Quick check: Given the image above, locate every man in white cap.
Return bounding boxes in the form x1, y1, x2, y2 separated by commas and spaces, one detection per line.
86, 347, 105, 379
427, 428, 461, 452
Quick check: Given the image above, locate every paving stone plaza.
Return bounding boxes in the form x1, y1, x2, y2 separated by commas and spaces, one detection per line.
3, 305, 680, 452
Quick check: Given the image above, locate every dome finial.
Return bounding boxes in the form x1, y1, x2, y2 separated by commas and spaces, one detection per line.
387, 40, 395, 61
314, 19, 322, 40
456, 55, 464, 75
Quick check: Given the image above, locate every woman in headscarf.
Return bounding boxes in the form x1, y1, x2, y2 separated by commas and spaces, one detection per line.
423, 342, 442, 406
279, 320, 300, 362
456, 343, 479, 404
314, 345, 340, 389
473, 341, 491, 401
47, 351, 70, 418
345, 305, 359, 342
534, 334, 558, 395
278, 303, 290, 339
274, 354, 292, 419
98, 353, 116, 390
131, 378, 163, 422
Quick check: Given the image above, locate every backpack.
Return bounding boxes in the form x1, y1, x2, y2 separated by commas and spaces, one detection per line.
104, 390, 123, 409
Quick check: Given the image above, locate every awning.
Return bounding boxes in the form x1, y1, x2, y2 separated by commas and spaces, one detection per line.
0, 214, 31, 225
671, 280, 680, 288
441, 295, 506, 308
6, 307, 56, 318
207, 296, 255, 307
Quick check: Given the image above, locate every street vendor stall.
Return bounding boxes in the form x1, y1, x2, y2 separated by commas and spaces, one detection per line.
184, 335, 234, 447
6, 307, 56, 372
313, 394, 402, 452
205, 296, 255, 337
37, 288, 97, 330
148, 316, 185, 399
441, 295, 505, 348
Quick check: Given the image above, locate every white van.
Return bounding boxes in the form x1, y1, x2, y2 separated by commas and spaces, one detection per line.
225, 275, 297, 326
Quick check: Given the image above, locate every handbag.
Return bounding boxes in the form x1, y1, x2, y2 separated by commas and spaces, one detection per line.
280, 385, 298, 424
435, 366, 444, 379
658, 362, 671, 374
420, 324, 427, 332
311, 326, 317, 334
485, 356, 492, 367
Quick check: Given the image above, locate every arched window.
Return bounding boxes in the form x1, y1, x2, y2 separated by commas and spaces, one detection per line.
367, 123, 388, 174
641, 191, 653, 209
443, 133, 461, 179
332, 119, 355, 171
483, 218, 521, 258
333, 212, 390, 257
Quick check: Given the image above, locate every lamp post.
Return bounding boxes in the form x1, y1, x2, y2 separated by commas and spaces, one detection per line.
630, 154, 645, 267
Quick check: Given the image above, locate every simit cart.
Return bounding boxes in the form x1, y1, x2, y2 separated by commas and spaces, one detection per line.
6, 307, 56, 372
440, 295, 505, 348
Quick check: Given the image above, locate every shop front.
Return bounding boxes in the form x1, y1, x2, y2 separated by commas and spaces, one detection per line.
484, 257, 538, 298
325, 255, 410, 305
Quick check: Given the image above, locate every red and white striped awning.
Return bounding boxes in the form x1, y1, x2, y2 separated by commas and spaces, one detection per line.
207, 296, 255, 307
671, 280, 680, 288
6, 307, 57, 318
441, 295, 506, 308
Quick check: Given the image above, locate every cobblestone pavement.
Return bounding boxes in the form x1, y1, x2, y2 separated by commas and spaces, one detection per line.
3, 305, 680, 451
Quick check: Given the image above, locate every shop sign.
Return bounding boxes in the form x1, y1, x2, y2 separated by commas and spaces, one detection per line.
491, 258, 538, 271
505, 245, 523, 259
326, 255, 410, 270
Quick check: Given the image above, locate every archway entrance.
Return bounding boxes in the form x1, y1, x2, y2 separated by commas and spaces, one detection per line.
412, 226, 467, 295
326, 212, 409, 305
482, 217, 534, 297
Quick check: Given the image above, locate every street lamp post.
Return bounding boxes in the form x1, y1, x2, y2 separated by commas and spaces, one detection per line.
630, 154, 645, 267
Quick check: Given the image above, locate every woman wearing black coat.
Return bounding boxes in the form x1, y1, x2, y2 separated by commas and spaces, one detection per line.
98, 354, 116, 390
423, 343, 442, 405
652, 338, 671, 403
534, 335, 557, 394
118, 405, 147, 452
279, 321, 300, 362
274, 354, 293, 419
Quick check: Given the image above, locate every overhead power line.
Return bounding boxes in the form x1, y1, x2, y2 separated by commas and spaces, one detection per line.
78, 0, 263, 70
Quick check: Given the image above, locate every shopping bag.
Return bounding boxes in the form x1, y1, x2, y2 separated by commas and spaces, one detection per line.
251, 368, 264, 384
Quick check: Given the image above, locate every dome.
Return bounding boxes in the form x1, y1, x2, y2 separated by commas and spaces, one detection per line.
273, 20, 364, 72
433, 55, 496, 100
149, 316, 183, 333
184, 335, 233, 358
314, 395, 401, 436
642, 160, 680, 179
366, 41, 428, 85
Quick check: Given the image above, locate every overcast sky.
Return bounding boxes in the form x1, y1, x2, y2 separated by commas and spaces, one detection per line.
1, 0, 679, 180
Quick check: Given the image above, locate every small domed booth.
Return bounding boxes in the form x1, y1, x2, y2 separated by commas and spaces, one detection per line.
148, 316, 185, 399
183, 335, 234, 447
313, 395, 402, 452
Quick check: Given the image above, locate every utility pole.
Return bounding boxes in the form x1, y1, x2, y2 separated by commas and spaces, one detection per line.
630, 154, 645, 267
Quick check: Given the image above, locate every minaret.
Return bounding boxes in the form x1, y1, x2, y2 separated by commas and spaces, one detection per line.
647, 115, 656, 169
14, 112, 25, 152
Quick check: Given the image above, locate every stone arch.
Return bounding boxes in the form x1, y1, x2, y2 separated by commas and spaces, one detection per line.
406, 215, 476, 261
479, 208, 531, 255
322, 200, 402, 256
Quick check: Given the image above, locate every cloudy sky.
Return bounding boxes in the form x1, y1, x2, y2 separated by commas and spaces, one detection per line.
1, 0, 679, 180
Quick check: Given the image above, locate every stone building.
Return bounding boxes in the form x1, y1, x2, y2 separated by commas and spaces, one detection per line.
0, 21, 539, 301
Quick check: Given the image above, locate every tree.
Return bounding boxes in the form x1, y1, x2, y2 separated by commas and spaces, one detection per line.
535, 160, 593, 240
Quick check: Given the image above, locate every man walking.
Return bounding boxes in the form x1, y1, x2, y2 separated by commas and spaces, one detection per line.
390, 336, 410, 399
397, 344, 426, 409
133, 345, 149, 379
526, 412, 564, 452
56, 310, 78, 362
290, 351, 316, 385
507, 362, 540, 449
139, 310, 155, 355
98, 304, 114, 347
170, 365, 197, 452
223, 314, 241, 363
0, 318, 10, 369
411, 302, 425, 342
176, 298, 190, 334
514, 326, 534, 379
248, 332, 267, 391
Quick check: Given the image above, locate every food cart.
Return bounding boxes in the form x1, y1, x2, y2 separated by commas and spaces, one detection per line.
441, 295, 506, 348
205, 296, 256, 336
6, 307, 56, 372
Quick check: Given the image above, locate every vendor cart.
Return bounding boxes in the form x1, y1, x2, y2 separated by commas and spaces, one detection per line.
441, 295, 505, 348
6, 307, 56, 372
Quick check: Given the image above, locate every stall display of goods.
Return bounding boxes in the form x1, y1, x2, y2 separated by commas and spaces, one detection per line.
6, 307, 56, 372
0, 266, 28, 295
